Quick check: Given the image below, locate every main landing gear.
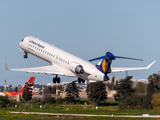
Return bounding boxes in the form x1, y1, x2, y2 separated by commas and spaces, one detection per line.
24, 51, 28, 59
78, 78, 85, 83
53, 75, 61, 83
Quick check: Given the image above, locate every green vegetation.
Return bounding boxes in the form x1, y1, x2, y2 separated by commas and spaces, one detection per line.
1, 101, 160, 115
0, 109, 157, 120
86, 81, 107, 105
0, 110, 40, 120
0, 96, 17, 108
66, 81, 80, 102
2, 73, 160, 119
22, 86, 33, 102
48, 85, 63, 94
151, 93, 160, 109
14, 86, 18, 92
115, 76, 135, 101
0, 105, 159, 120
113, 74, 160, 110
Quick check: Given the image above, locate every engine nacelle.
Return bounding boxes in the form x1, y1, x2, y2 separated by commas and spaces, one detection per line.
70, 62, 84, 74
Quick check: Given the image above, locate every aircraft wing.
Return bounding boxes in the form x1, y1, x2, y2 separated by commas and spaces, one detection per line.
111, 61, 156, 72
5, 62, 64, 75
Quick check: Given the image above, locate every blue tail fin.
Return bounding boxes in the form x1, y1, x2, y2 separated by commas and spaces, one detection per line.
96, 58, 112, 75
90, 52, 143, 75
95, 52, 115, 75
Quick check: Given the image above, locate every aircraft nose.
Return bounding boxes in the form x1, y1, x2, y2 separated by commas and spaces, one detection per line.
19, 42, 22, 48
19, 39, 24, 49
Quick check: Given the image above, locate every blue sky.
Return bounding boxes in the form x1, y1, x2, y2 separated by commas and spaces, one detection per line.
0, 1, 160, 85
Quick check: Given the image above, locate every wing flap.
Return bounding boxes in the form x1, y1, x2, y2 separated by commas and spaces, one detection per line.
111, 61, 156, 72
5, 62, 64, 75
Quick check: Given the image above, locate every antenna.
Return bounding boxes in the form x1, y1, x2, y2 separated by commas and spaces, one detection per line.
4, 80, 6, 92
126, 66, 128, 77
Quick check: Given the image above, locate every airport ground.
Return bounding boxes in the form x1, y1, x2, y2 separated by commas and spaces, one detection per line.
0, 111, 159, 120
1, 103, 160, 120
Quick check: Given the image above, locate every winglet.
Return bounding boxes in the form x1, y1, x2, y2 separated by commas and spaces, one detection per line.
146, 60, 156, 69
5, 62, 9, 70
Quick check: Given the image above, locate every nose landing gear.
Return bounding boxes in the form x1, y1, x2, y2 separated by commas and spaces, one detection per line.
24, 51, 28, 59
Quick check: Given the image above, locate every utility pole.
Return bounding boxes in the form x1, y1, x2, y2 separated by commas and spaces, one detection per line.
56, 82, 58, 99
42, 78, 44, 97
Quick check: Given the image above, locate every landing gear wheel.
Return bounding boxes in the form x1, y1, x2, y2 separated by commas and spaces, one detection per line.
53, 78, 57, 83
78, 78, 81, 83
78, 78, 85, 83
57, 77, 60, 83
82, 79, 85, 83
53, 77, 61, 83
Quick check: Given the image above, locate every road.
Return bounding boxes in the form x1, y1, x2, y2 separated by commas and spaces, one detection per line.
8, 111, 160, 118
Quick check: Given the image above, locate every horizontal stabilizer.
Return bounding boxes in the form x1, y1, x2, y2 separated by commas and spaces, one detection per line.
112, 60, 156, 72
89, 52, 143, 62
115, 56, 143, 61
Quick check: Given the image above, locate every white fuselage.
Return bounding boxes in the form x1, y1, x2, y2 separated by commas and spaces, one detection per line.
19, 36, 105, 81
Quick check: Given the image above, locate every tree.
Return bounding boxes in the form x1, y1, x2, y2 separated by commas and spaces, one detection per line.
119, 94, 144, 110
147, 73, 160, 96
111, 77, 115, 90
22, 86, 32, 102
151, 93, 160, 109
145, 73, 160, 109
136, 73, 160, 109
114, 76, 135, 101
47, 97, 56, 104
65, 81, 79, 102
42, 87, 51, 102
0, 96, 10, 107
86, 81, 107, 105
48, 86, 63, 94
108, 77, 115, 90
135, 82, 146, 95
142, 95, 152, 109
14, 86, 18, 92
108, 77, 116, 90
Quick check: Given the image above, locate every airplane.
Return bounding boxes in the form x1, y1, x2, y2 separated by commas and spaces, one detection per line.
5, 36, 155, 83
0, 77, 35, 96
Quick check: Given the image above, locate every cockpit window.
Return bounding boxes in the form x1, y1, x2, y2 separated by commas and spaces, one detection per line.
21, 39, 24, 42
